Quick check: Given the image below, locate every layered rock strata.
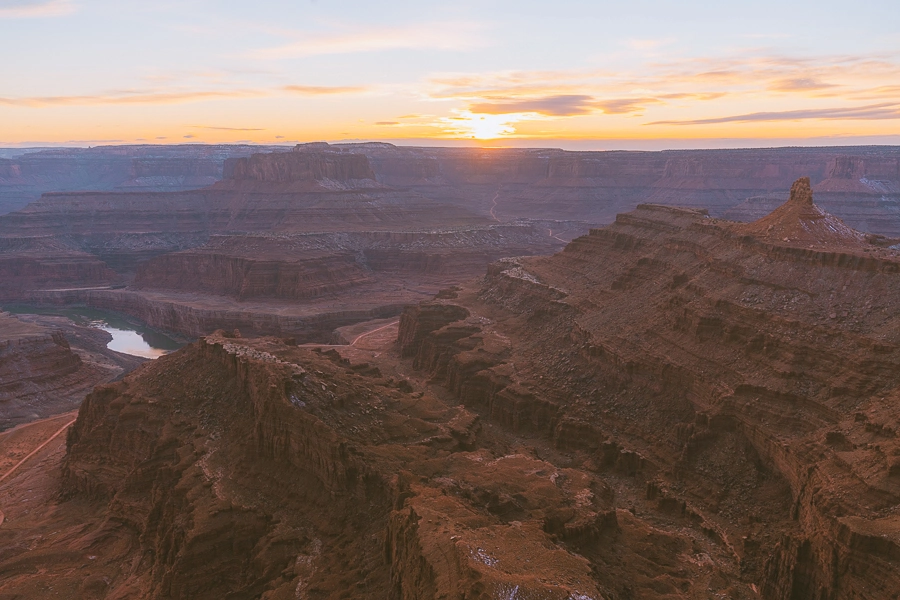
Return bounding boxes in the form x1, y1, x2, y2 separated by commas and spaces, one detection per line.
0, 333, 609, 598
133, 227, 560, 302
358, 144, 900, 234
396, 180, 900, 598
0, 144, 271, 215
0, 311, 142, 429
4, 326, 762, 598
0, 150, 564, 338
6, 179, 899, 597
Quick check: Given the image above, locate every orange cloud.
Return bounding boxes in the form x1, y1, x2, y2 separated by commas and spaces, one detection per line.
468, 95, 598, 116
188, 125, 266, 131
468, 95, 664, 117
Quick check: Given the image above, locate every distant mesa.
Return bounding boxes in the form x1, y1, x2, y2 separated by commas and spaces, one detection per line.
221, 149, 377, 187
738, 176, 866, 247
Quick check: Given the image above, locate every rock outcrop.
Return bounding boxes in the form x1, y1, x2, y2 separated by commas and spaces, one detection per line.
6, 333, 619, 598
6, 178, 900, 597
738, 176, 866, 246
394, 180, 900, 598
222, 148, 376, 185
0, 311, 142, 429
0, 237, 119, 299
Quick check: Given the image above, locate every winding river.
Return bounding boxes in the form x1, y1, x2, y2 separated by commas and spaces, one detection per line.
3, 305, 183, 359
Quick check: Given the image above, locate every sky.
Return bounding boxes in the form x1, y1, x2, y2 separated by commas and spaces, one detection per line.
2, 0, 900, 149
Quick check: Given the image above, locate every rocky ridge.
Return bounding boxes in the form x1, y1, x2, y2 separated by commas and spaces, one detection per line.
394, 179, 900, 598
4, 332, 616, 598
4, 179, 900, 597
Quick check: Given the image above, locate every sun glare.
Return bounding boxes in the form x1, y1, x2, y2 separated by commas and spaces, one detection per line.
441, 111, 526, 139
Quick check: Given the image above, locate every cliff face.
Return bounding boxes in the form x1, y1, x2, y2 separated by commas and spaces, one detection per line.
0, 313, 81, 429
132, 227, 561, 306
815, 155, 900, 194
134, 248, 374, 301
0, 150, 493, 306
24, 287, 407, 340
117, 157, 222, 191
0, 145, 269, 215
0, 237, 119, 300
0, 311, 141, 430
397, 182, 900, 598
360, 144, 900, 234
223, 150, 376, 183
40, 333, 611, 599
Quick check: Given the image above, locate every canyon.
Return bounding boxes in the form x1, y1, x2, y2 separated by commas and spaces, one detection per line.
2, 142, 900, 598
0, 145, 280, 215
0, 311, 142, 430
0, 146, 565, 342
2, 144, 899, 345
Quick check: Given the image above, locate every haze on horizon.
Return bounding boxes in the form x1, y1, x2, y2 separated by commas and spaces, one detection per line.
2, 0, 899, 150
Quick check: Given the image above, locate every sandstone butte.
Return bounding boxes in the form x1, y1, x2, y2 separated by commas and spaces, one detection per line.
3, 177, 900, 598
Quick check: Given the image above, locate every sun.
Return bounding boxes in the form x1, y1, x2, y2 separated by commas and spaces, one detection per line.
441, 111, 526, 140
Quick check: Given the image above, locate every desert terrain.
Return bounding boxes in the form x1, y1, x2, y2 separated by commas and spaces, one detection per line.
2, 145, 900, 598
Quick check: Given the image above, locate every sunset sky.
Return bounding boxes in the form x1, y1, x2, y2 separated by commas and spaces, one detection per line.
2, 0, 899, 149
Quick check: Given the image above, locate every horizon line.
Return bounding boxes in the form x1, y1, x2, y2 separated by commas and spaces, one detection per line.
3, 136, 900, 153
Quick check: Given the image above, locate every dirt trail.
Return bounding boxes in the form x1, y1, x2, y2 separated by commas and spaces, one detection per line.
349, 320, 399, 346
0, 416, 76, 527
0, 418, 75, 484
294, 320, 399, 350
489, 187, 502, 222
548, 228, 568, 243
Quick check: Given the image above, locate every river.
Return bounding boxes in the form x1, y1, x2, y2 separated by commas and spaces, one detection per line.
2, 305, 183, 359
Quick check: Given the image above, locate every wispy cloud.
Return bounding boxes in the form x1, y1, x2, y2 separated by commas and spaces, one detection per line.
649, 102, 900, 125
282, 85, 367, 95
249, 22, 484, 59
595, 97, 661, 115
0, 83, 365, 107
189, 125, 266, 131
467, 94, 662, 117
768, 77, 838, 92
0, 0, 75, 18
469, 95, 598, 116
421, 49, 900, 135
0, 89, 264, 107
852, 85, 900, 100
